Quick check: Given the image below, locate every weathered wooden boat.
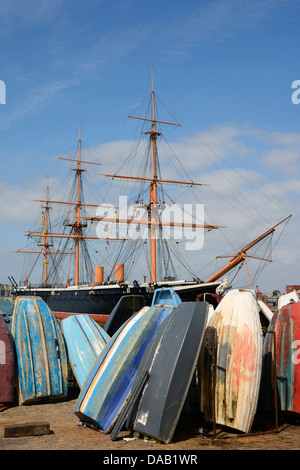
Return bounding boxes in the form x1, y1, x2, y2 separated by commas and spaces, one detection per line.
103, 295, 145, 336
198, 289, 263, 433
262, 301, 300, 415
126, 301, 208, 444
0, 314, 15, 407
196, 292, 223, 324
197, 325, 218, 426
75, 295, 179, 432
61, 314, 110, 388
12, 296, 68, 405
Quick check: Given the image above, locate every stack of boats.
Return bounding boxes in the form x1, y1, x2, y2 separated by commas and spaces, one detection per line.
0, 286, 299, 443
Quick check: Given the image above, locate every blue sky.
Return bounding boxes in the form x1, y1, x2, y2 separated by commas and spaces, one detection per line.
0, 0, 300, 293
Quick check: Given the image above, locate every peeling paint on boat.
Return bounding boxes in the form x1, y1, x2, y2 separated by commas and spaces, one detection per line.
75, 304, 175, 432
61, 314, 110, 388
262, 301, 300, 414
12, 296, 68, 405
198, 289, 263, 433
136, 411, 149, 426
0, 314, 14, 404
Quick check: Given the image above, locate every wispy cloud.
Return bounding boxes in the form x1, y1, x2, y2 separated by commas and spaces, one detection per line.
0, 0, 64, 29
0, 176, 61, 223
1, 0, 294, 130
147, 0, 294, 58
0, 79, 75, 130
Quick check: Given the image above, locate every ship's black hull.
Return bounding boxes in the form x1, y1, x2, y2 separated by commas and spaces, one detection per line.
14, 285, 151, 317
12, 281, 220, 323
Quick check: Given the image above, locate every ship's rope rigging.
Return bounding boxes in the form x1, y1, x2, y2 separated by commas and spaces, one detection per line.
154, 92, 291, 225
19, 75, 292, 288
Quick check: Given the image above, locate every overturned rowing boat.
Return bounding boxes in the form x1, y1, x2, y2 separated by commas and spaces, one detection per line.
75, 290, 180, 431
12, 296, 68, 405
198, 289, 263, 433
126, 301, 208, 444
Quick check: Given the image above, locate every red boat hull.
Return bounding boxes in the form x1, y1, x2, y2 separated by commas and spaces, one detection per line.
0, 315, 15, 405
263, 302, 300, 414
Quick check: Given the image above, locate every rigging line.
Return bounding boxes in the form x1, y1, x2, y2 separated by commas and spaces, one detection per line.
157, 124, 269, 231
154, 94, 181, 126
158, 137, 200, 184
228, 263, 244, 285
159, 127, 268, 226
194, 125, 292, 216
248, 236, 273, 282
80, 140, 102, 166
132, 251, 149, 280
251, 261, 271, 288
269, 215, 291, 258
161, 237, 177, 278
105, 239, 128, 280
143, 241, 151, 277
28, 253, 42, 282
156, 92, 290, 217
126, 243, 145, 280
163, 186, 192, 205
106, 98, 153, 179
187, 187, 238, 252
47, 240, 70, 284
183, 125, 289, 221
206, 184, 269, 229
128, 70, 153, 125
118, 139, 147, 175
165, 237, 198, 279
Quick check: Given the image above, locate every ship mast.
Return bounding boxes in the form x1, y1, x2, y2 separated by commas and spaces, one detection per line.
56, 120, 87, 286
149, 68, 158, 283
73, 121, 85, 285
23, 122, 128, 287
43, 179, 51, 285
92, 66, 223, 283
16, 177, 74, 287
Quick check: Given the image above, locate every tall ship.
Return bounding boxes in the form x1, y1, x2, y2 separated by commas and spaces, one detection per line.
11, 69, 291, 324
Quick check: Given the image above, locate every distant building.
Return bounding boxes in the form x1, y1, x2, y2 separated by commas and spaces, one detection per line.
256, 291, 278, 312
0, 284, 12, 297
286, 285, 300, 294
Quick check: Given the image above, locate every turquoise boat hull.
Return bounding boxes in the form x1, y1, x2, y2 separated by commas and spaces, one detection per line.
12, 297, 68, 405
62, 314, 110, 388
151, 287, 182, 308
75, 302, 177, 431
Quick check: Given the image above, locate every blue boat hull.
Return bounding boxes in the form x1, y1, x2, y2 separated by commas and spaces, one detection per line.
151, 287, 182, 308
12, 296, 68, 405
62, 314, 110, 388
75, 303, 177, 431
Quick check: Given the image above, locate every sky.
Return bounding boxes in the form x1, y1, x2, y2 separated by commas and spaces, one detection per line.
0, 0, 300, 294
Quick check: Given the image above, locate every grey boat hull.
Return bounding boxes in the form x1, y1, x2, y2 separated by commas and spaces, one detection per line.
126, 301, 208, 444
